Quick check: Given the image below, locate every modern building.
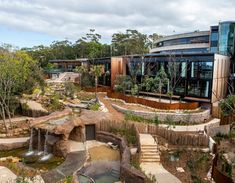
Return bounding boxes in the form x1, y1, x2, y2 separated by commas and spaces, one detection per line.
111, 53, 230, 104
150, 21, 235, 56
48, 21, 235, 106
150, 31, 210, 54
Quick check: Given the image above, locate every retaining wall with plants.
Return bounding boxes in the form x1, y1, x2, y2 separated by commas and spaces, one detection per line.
107, 92, 199, 110
112, 103, 210, 123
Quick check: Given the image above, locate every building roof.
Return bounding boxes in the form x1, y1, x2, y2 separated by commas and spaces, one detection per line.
49, 58, 88, 63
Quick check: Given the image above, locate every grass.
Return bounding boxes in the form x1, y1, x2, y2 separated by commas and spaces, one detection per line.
109, 126, 137, 145
130, 153, 140, 170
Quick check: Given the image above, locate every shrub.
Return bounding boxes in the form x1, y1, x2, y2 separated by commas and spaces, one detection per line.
219, 95, 235, 116
114, 85, 123, 93
110, 127, 137, 145
64, 82, 77, 98
89, 103, 100, 111
131, 84, 139, 96
50, 94, 63, 111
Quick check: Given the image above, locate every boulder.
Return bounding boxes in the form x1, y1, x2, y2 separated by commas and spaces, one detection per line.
53, 140, 70, 157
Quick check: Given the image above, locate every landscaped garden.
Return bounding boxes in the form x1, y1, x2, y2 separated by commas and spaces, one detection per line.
161, 150, 212, 183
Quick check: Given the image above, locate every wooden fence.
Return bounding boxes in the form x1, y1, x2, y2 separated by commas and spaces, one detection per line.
97, 120, 209, 147
220, 114, 235, 125
107, 92, 199, 110
135, 123, 209, 147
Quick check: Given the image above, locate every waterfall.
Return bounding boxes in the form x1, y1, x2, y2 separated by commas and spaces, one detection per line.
39, 130, 52, 161
28, 128, 34, 152
25, 128, 34, 156
37, 129, 43, 155
43, 130, 49, 155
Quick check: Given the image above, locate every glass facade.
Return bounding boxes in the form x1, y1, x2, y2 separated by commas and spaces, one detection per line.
210, 26, 219, 53
142, 55, 214, 99
159, 48, 209, 54
156, 36, 209, 48
218, 22, 235, 56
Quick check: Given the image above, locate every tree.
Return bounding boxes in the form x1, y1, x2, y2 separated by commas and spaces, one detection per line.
111, 29, 150, 56
114, 75, 133, 94
167, 54, 180, 104
148, 33, 163, 49
154, 65, 169, 102
90, 65, 104, 101
75, 65, 88, 87
142, 76, 155, 97
0, 50, 44, 133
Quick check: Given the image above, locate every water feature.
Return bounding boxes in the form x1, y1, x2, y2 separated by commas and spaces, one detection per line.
25, 128, 34, 156
37, 129, 43, 156
78, 161, 120, 183
39, 130, 53, 162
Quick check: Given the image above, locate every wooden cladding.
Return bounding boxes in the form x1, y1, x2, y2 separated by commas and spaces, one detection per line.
107, 92, 199, 110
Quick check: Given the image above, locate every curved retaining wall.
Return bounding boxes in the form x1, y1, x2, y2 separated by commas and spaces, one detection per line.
107, 92, 199, 110
96, 131, 147, 183
112, 103, 210, 123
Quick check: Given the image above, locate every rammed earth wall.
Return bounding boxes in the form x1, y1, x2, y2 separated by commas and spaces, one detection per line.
112, 103, 210, 123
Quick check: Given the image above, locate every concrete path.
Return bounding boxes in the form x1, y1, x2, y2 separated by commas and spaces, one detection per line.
159, 118, 220, 132
139, 134, 181, 183
0, 137, 29, 144
0, 166, 17, 183
98, 93, 124, 121
141, 163, 181, 183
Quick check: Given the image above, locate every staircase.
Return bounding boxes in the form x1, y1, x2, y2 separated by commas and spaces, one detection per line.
139, 134, 160, 163
110, 169, 120, 178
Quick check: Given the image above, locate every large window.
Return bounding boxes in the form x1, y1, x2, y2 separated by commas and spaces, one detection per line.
190, 62, 213, 79
219, 22, 235, 55
187, 80, 210, 98
156, 36, 209, 47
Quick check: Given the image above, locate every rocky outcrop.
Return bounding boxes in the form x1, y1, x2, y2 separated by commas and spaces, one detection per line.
53, 140, 70, 157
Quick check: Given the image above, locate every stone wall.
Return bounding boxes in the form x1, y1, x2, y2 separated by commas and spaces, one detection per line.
0, 138, 29, 150
207, 125, 230, 137
96, 131, 147, 183
112, 103, 210, 123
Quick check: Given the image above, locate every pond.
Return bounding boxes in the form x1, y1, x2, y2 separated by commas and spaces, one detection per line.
78, 160, 120, 183
0, 148, 64, 171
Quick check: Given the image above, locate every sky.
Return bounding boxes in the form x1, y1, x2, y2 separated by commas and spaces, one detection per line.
0, 0, 235, 48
